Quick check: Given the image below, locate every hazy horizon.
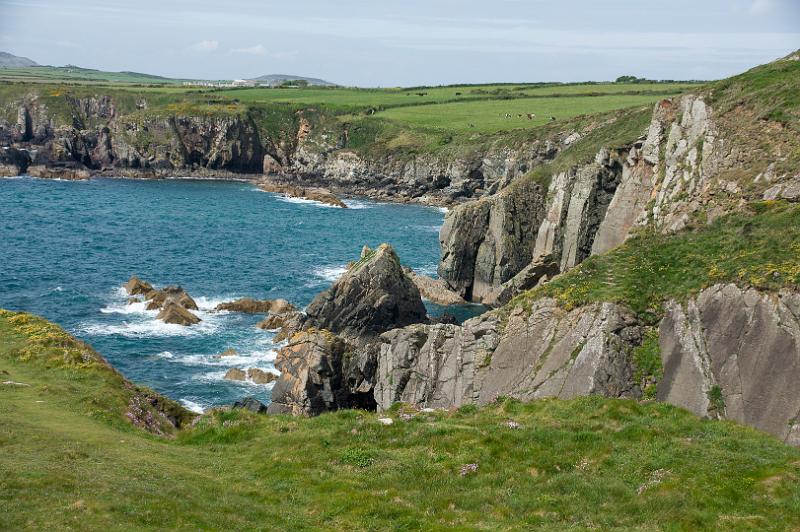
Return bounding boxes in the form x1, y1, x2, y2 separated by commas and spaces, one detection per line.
1, 0, 799, 86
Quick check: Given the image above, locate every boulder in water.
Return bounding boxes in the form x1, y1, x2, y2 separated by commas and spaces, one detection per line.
145, 286, 198, 311
247, 368, 277, 384
156, 300, 201, 326
259, 182, 347, 209
216, 348, 238, 359
124, 276, 154, 296
224, 368, 247, 381
257, 313, 291, 330
216, 298, 295, 314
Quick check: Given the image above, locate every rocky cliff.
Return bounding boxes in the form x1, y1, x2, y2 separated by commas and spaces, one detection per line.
374, 299, 642, 410
438, 87, 798, 305
0, 91, 569, 204
659, 284, 800, 446
372, 282, 800, 445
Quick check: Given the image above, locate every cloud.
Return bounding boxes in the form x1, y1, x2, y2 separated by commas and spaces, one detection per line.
189, 40, 219, 52
750, 0, 775, 15
231, 44, 267, 55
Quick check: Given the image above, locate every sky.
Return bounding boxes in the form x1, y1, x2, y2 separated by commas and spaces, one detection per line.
0, 0, 798, 86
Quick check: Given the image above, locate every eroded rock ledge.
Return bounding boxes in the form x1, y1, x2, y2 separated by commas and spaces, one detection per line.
258, 181, 347, 208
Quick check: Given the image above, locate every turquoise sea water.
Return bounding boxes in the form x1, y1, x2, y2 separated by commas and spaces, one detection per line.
0, 176, 448, 411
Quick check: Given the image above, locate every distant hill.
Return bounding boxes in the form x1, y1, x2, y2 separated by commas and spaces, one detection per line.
249, 74, 335, 87
0, 51, 39, 68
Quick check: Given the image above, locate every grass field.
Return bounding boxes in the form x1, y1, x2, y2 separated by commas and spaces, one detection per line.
1, 309, 800, 530
377, 94, 666, 133
0, 65, 190, 85
0, 71, 697, 133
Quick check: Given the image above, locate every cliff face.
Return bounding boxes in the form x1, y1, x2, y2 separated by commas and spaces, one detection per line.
375, 299, 642, 410
659, 284, 800, 446
436, 93, 770, 305
291, 133, 562, 203
372, 283, 800, 444
0, 93, 566, 204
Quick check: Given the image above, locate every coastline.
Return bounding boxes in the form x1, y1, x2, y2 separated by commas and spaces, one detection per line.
6, 169, 456, 209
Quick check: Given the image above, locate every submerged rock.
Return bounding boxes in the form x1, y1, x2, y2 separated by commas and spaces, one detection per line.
305, 243, 427, 339
259, 182, 347, 209
216, 298, 295, 314
216, 348, 238, 358
156, 300, 201, 326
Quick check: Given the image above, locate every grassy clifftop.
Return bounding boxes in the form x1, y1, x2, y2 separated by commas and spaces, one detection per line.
510, 201, 800, 322
0, 77, 693, 159
2, 309, 800, 529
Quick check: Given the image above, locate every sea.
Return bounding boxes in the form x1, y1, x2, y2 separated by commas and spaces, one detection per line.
0, 176, 467, 412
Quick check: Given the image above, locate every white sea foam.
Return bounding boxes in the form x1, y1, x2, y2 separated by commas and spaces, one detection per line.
51, 286, 64, 292
178, 349, 278, 367
437, 206, 449, 214
312, 265, 348, 283
416, 264, 439, 277
180, 399, 207, 414
415, 224, 441, 233
101, 300, 153, 315
90, 286, 238, 338
342, 199, 374, 209
194, 295, 235, 311
274, 195, 338, 208
156, 351, 174, 359
192, 369, 278, 387
79, 314, 223, 338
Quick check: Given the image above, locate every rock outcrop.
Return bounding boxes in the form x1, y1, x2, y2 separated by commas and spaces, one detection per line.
267, 330, 349, 415
438, 177, 547, 301
157, 301, 201, 326
124, 276, 154, 296
403, 267, 465, 306
433, 92, 744, 304
126, 278, 201, 325
658, 284, 800, 445
256, 313, 292, 330
258, 182, 347, 208
483, 255, 560, 308
304, 243, 427, 340
375, 299, 642, 410
0, 146, 31, 176
216, 298, 294, 314
247, 368, 277, 385
232, 397, 268, 413
145, 286, 199, 311
27, 162, 91, 180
